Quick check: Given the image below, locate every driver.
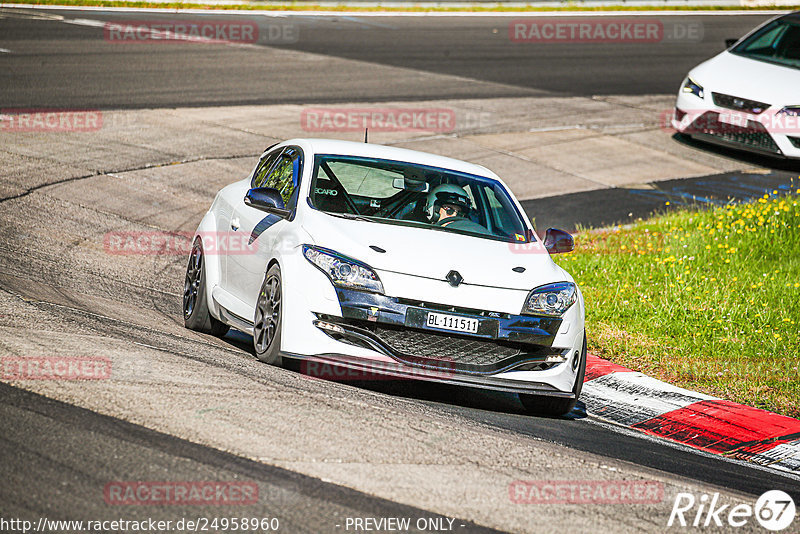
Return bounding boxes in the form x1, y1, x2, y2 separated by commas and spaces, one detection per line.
424, 184, 472, 227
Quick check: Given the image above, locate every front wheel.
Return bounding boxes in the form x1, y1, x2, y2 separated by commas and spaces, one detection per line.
519, 332, 587, 417
254, 264, 283, 366
183, 238, 229, 337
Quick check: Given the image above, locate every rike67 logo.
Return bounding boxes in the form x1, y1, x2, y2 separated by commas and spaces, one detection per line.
668, 490, 795, 531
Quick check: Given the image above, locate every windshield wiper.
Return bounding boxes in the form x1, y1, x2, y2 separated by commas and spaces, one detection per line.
325, 212, 373, 223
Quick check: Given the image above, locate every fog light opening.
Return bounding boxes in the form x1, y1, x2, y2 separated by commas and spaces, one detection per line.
314, 320, 345, 334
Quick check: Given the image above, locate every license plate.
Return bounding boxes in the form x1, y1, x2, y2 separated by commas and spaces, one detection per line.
718, 112, 747, 127
425, 312, 479, 334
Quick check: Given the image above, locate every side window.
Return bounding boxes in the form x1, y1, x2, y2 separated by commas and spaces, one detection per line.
747, 25, 785, 50
485, 187, 512, 232
483, 184, 527, 240
263, 147, 303, 209
251, 150, 281, 188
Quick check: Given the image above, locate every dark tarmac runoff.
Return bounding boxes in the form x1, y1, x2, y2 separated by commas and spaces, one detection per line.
524, 165, 799, 232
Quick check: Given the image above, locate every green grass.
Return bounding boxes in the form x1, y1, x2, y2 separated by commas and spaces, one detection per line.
555, 185, 800, 418
4, 0, 798, 11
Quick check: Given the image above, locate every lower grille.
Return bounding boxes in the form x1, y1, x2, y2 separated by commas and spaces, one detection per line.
373, 325, 523, 366
789, 136, 800, 149
319, 316, 562, 375
689, 112, 781, 154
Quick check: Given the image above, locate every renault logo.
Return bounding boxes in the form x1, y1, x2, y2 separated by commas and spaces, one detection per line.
446, 270, 463, 287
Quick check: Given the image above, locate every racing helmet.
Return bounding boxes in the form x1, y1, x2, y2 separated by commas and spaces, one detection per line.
424, 184, 472, 223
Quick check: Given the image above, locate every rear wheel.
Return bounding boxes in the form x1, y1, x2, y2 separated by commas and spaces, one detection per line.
183, 238, 229, 337
254, 264, 283, 366
519, 332, 587, 417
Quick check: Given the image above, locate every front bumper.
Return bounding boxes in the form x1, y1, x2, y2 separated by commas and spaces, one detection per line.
282, 286, 584, 396
314, 288, 565, 376
279, 247, 584, 395
672, 91, 800, 159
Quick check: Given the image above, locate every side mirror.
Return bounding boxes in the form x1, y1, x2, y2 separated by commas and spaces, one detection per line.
725, 38, 738, 48
544, 228, 574, 254
244, 187, 291, 218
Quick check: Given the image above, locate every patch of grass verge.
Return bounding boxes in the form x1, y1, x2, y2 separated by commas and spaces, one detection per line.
556, 185, 800, 418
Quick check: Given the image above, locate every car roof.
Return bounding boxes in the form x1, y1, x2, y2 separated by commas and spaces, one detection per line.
283, 138, 498, 180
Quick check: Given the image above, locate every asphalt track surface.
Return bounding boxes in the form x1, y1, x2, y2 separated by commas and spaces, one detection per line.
2, 8, 800, 532
0, 10, 778, 108
0, 383, 503, 533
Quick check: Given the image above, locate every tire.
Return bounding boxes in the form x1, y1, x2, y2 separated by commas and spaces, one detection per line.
519, 331, 587, 417
183, 238, 229, 337
253, 264, 283, 366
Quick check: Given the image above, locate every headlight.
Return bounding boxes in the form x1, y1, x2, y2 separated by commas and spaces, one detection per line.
303, 245, 384, 293
778, 106, 800, 117
522, 282, 577, 317
681, 77, 704, 99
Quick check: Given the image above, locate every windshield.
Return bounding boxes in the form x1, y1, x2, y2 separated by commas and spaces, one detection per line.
731, 16, 800, 70
308, 154, 532, 243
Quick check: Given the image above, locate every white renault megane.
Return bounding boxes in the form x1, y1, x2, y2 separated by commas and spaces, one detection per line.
672, 11, 800, 159
184, 139, 586, 416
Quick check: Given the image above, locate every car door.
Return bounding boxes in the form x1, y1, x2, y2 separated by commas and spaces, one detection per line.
221, 147, 281, 292
227, 146, 303, 312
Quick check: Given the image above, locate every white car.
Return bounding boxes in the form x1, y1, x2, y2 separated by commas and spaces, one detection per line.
672, 11, 800, 159
183, 139, 586, 416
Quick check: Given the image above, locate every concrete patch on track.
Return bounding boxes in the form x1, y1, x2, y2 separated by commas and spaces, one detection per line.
583, 354, 800, 476
1, 94, 773, 204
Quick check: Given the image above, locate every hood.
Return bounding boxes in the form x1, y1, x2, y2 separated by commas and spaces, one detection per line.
301, 211, 569, 291
689, 51, 800, 106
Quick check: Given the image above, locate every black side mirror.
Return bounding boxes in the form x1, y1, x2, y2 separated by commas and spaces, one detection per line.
244, 187, 291, 218
544, 228, 574, 254
725, 38, 738, 48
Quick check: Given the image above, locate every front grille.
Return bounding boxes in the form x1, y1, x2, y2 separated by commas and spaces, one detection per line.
712, 92, 769, 114
689, 112, 781, 154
